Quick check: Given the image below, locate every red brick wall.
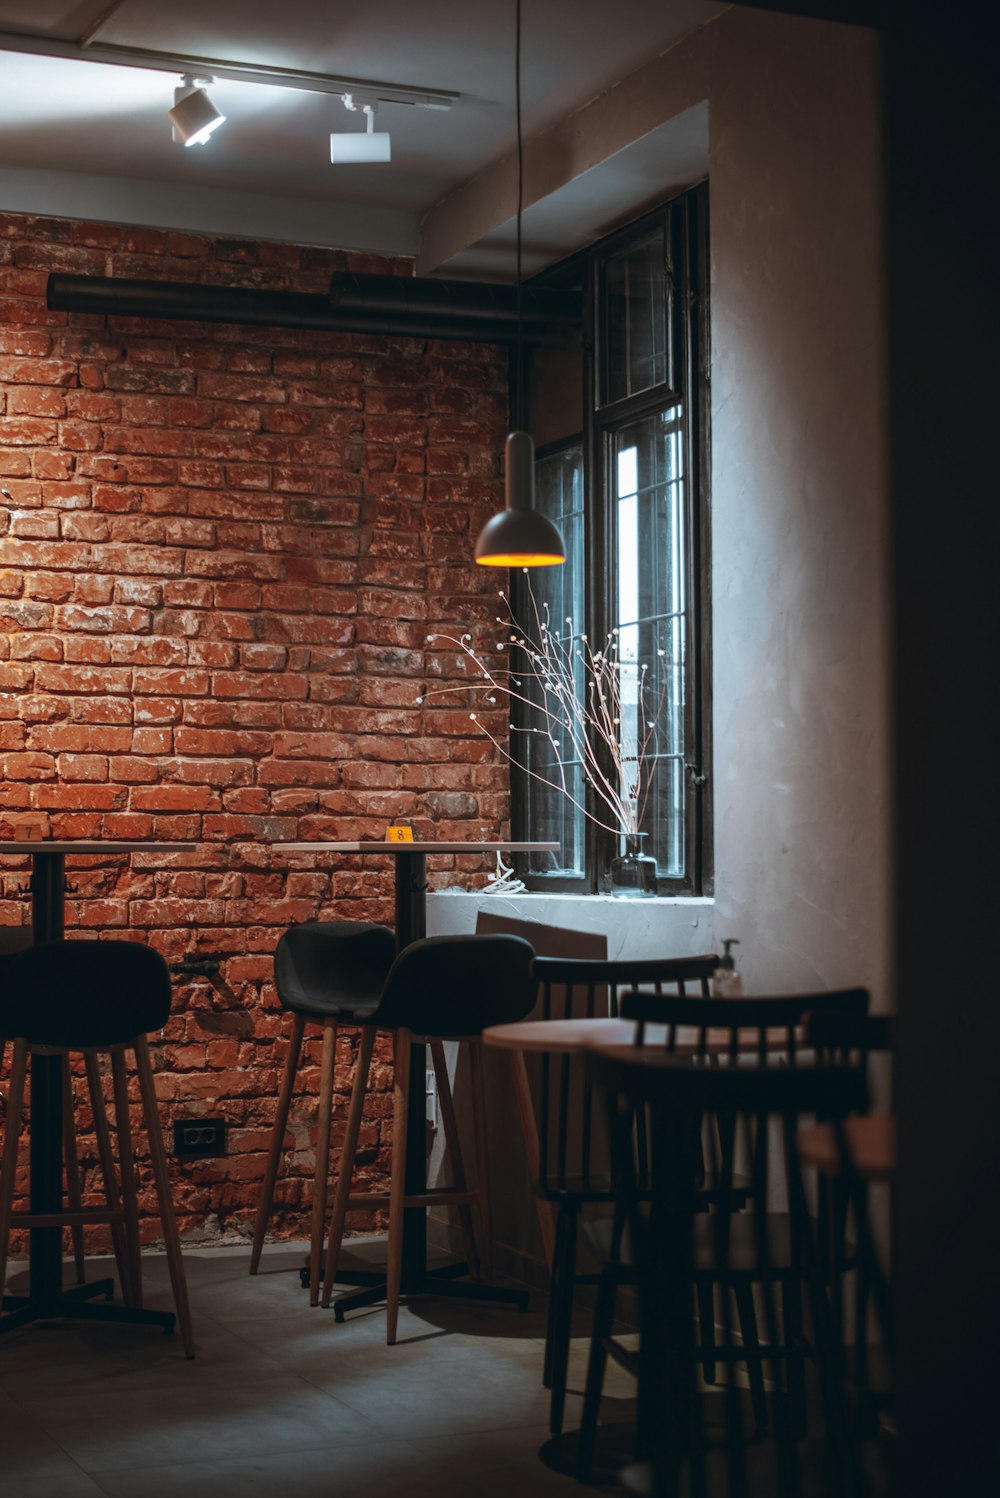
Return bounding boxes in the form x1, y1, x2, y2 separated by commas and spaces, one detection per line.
0, 212, 510, 1246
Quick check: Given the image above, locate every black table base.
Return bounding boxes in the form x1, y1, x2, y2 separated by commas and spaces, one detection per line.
330, 1261, 530, 1322
0, 1280, 176, 1339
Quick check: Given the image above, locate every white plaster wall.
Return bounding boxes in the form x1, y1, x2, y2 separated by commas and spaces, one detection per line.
707, 10, 890, 1006
432, 9, 891, 1012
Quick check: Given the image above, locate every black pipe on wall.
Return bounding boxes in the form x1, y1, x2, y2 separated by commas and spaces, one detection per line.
328, 273, 581, 328
46, 274, 581, 344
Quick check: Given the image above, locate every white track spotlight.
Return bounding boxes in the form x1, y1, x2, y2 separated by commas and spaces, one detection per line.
330, 93, 391, 164
169, 76, 226, 147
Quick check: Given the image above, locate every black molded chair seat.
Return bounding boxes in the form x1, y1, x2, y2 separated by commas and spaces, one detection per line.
273, 920, 396, 1020
371, 933, 538, 1036
0, 938, 194, 1356
0, 940, 171, 1049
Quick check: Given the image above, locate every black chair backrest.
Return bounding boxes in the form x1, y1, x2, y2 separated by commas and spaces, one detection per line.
589, 1045, 870, 1496
805, 1009, 894, 1060
274, 920, 397, 1012
528, 954, 719, 1201
372, 934, 536, 1037
620, 987, 871, 1064
0, 940, 172, 1049
533, 954, 718, 1021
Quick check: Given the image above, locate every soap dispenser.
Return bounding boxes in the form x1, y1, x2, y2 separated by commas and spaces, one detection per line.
712, 939, 743, 997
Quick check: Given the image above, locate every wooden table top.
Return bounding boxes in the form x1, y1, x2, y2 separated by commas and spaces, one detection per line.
0, 841, 198, 855
274, 841, 559, 855
483, 1016, 806, 1056
796, 1114, 896, 1181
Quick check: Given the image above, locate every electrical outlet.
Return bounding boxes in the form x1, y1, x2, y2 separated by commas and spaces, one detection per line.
425, 1068, 438, 1130
173, 1118, 227, 1158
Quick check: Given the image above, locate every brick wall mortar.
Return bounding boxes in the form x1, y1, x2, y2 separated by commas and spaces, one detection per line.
0, 211, 511, 1248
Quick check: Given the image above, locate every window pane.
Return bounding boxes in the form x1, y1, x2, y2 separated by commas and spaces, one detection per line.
518, 447, 586, 879
613, 406, 686, 879
602, 229, 669, 406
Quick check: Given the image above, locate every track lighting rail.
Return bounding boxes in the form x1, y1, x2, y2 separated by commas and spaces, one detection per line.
0, 30, 458, 109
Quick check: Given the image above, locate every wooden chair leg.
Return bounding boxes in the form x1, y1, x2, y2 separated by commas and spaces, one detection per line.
782, 1278, 808, 1438
308, 1020, 338, 1306
549, 1202, 580, 1436
111, 1049, 143, 1308
322, 1026, 375, 1308
509, 1050, 555, 1268
84, 1052, 134, 1306
429, 1039, 479, 1282
0, 1039, 29, 1313
578, 1262, 620, 1478
697, 1280, 717, 1383
735, 1281, 769, 1435
386, 1028, 411, 1345
468, 1039, 493, 1285
61, 1058, 86, 1285
133, 1034, 195, 1359
250, 1012, 305, 1275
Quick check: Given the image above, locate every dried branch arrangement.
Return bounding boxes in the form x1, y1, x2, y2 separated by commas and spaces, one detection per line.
420, 575, 666, 837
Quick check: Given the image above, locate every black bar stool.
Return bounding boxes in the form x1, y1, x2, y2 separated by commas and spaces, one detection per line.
0, 940, 194, 1356
249, 920, 397, 1302
321, 932, 537, 1343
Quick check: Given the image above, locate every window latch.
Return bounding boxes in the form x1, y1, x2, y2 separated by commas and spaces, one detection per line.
684, 762, 708, 788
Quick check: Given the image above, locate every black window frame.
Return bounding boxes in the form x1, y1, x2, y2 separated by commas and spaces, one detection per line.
511, 183, 712, 896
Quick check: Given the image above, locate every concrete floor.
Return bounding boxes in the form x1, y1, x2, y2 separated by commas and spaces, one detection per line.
0, 1242, 632, 1498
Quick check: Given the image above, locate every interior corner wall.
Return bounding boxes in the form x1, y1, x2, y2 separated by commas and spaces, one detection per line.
707, 8, 890, 1005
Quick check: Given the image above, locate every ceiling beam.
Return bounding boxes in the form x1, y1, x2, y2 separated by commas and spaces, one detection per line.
0, 29, 458, 109
723, 1, 884, 26
418, 19, 712, 276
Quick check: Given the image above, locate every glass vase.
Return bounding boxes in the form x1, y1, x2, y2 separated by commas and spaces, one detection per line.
609, 832, 657, 897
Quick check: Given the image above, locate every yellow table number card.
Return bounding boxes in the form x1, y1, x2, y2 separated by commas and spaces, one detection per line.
385, 825, 414, 843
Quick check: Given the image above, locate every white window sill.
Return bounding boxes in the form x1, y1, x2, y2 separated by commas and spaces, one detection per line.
428, 888, 716, 958
432, 889, 713, 906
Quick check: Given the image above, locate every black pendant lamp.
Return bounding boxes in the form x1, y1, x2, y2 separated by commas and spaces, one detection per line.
474, 0, 565, 570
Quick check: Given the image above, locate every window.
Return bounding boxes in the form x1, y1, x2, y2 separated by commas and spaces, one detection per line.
513, 185, 711, 895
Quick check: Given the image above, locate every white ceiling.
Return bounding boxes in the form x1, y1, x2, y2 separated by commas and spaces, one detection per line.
0, 0, 722, 270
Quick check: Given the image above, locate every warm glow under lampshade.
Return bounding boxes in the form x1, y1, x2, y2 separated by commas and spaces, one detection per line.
475, 431, 566, 568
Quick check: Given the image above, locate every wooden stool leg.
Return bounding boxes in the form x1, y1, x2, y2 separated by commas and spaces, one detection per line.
386, 1028, 411, 1345
84, 1052, 134, 1306
509, 1049, 555, 1269
429, 1039, 479, 1282
133, 1034, 195, 1359
0, 1039, 29, 1313
250, 1012, 305, 1275
468, 1040, 493, 1285
61, 1058, 86, 1285
308, 1020, 338, 1306
322, 1026, 375, 1308
111, 1049, 143, 1308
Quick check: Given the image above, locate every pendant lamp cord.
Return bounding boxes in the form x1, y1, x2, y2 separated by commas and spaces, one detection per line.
514, 0, 524, 430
